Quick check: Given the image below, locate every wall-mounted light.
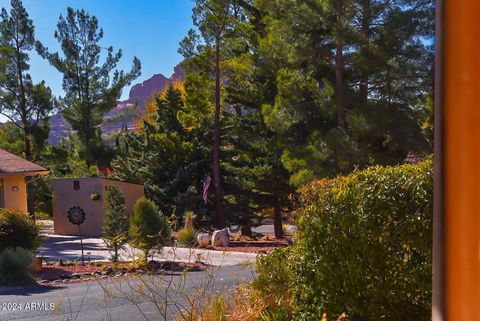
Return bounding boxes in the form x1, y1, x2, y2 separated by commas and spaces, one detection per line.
11, 186, 19, 192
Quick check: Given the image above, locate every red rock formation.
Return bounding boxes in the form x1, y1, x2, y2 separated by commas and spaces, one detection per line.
48, 65, 184, 145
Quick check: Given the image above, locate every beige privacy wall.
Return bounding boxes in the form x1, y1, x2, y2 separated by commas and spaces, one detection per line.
52, 178, 144, 237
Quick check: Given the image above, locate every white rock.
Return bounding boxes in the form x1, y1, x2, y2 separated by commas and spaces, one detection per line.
211, 228, 230, 247
197, 233, 210, 247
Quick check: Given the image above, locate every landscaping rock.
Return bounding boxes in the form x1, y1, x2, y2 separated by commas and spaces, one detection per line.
197, 233, 210, 247
71, 273, 81, 279
211, 228, 230, 247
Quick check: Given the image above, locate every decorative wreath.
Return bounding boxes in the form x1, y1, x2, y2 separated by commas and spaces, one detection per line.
67, 206, 86, 225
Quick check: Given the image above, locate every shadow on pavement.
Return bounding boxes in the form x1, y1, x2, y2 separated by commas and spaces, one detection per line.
0, 284, 65, 296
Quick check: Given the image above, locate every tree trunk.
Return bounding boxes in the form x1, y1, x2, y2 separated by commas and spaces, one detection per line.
114, 243, 118, 262
273, 196, 284, 239
24, 124, 36, 217
359, 0, 371, 103
213, 37, 226, 229
333, 0, 345, 174
241, 225, 252, 237
336, 0, 345, 129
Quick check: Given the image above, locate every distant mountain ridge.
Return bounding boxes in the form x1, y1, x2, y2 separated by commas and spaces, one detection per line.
48, 65, 184, 145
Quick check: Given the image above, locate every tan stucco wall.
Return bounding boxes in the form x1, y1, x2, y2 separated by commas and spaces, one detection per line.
53, 178, 144, 237
3, 176, 27, 212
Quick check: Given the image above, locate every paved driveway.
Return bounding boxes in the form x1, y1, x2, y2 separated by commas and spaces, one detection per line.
0, 264, 255, 321
38, 234, 257, 267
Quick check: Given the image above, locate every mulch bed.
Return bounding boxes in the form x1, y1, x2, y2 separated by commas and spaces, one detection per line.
213, 240, 289, 254
33, 260, 208, 285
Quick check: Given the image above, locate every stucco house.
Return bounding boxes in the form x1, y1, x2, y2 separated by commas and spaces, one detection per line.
0, 148, 49, 212
52, 177, 144, 237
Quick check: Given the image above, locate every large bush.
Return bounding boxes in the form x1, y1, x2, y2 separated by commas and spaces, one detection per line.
0, 247, 36, 286
0, 209, 40, 252
129, 197, 171, 261
293, 159, 433, 320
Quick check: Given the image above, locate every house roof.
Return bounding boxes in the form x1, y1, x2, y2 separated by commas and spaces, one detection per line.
0, 148, 48, 175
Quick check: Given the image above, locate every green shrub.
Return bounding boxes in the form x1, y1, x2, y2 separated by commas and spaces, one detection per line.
176, 227, 198, 247
0, 209, 40, 252
293, 159, 433, 320
129, 197, 171, 261
251, 248, 294, 321
103, 186, 129, 262
0, 247, 36, 286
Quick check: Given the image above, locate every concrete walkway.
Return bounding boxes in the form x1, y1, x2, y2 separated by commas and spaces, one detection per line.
38, 234, 257, 267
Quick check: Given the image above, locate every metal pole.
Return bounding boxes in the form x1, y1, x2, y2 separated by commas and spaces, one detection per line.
79, 225, 85, 265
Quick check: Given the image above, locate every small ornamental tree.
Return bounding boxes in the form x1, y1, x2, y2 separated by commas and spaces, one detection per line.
102, 186, 129, 262
129, 197, 171, 262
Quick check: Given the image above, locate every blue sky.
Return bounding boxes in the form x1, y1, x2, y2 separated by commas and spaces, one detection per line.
0, 0, 194, 121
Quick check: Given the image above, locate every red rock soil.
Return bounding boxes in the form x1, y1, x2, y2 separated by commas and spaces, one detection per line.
33, 261, 206, 284
212, 234, 291, 254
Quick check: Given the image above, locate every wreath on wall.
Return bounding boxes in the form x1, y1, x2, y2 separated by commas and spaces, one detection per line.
67, 206, 86, 225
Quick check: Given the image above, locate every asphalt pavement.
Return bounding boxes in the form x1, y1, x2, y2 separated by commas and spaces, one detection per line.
38, 234, 258, 267
0, 264, 255, 321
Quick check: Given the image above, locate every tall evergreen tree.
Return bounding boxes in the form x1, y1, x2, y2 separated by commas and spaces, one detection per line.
255, 0, 433, 186
0, 0, 54, 216
36, 7, 141, 165
0, 0, 54, 161
111, 86, 214, 226
179, 0, 244, 228
218, 1, 293, 238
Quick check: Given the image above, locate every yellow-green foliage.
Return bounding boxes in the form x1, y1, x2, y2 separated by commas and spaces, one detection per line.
251, 248, 294, 321
176, 211, 197, 247
293, 159, 433, 320
0, 209, 40, 252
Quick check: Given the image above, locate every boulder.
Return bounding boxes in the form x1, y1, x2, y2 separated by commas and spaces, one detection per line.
197, 233, 210, 247
211, 228, 230, 247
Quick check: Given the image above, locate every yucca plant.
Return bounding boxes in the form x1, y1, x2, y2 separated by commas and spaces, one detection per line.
0, 247, 36, 286
176, 211, 198, 247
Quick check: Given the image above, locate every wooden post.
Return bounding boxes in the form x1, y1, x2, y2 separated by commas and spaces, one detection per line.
439, 0, 480, 320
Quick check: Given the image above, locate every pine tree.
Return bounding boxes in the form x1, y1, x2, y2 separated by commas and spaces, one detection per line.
102, 185, 129, 262
36, 7, 141, 165
111, 86, 214, 227
255, 0, 433, 186
0, 0, 54, 216
0, 0, 54, 161
179, 0, 245, 228
129, 197, 171, 262
221, 1, 293, 238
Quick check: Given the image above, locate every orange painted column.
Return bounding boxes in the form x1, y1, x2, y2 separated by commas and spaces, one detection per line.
443, 0, 480, 320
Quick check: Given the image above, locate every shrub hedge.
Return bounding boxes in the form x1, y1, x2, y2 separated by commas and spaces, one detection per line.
293, 158, 433, 320
0, 209, 40, 252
